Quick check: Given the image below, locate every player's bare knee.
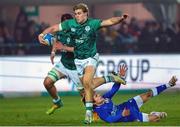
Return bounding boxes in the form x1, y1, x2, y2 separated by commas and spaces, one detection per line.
140, 91, 152, 103
145, 91, 153, 99
148, 90, 153, 97
44, 77, 54, 87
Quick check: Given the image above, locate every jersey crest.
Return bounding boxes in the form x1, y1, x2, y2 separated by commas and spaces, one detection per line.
85, 26, 90, 32
66, 37, 70, 43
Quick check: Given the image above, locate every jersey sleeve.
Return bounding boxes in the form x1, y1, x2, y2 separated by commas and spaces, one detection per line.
92, 19, 102, 30
60, 20, 70, 31
103, 83, 121, 99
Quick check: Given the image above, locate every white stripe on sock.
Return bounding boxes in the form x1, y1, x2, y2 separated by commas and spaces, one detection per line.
86, 102, 93, 107
166, 83, 171, 88
53, 97, 60, 103
142, 113, 149, 122
133, 95, 143, 108
151, 87, 158, 96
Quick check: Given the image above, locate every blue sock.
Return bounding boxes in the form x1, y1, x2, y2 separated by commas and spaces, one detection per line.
151, 84, 170, 96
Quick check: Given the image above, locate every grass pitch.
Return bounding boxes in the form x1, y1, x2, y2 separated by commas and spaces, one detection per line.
0, 92, 180, 126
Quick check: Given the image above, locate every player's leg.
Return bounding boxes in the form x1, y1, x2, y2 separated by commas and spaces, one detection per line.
91, 63, 127, 89
139, 112, 160, 122
92, 70, 126, 89
68, 69, 101, 122
83, 65, 96, 124
75, 54, 99, 124
150, 111, 167, 119
149, 76, 177, 98
45, 68, 65, 115
67, 68, 83, 91
134, 76, 177, 107
45, 63, 68, 115
136, 111, 167, 122
82, 64, 127, 123
131, 76, 177, 122
148, 114, 161, 122
44, 74, 59, 101
140, 112, 167, 122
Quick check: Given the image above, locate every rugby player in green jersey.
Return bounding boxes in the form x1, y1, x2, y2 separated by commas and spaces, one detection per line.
40, 13, 126, 117
39, 3, 128, 124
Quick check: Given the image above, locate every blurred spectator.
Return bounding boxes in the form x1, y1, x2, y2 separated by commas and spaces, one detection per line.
117, 22, 137, 54
155, 22, 175, 53
0, 21, 14, 55
174, 22, 180, 52
128, 17, 141, 38
97, 27, 113, 54
26, 20, 42, 54
14, 7, 28, 55
0, 14, 179, 55
138, 21, 157, 53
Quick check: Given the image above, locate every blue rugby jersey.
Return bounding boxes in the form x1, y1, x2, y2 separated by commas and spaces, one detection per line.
93, 83, 143, 123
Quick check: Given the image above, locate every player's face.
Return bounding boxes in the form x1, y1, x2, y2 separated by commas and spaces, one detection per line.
93, 93, 104, 105
74, 9, 88, 24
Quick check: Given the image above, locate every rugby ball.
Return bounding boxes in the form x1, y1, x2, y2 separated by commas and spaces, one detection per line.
43, 33, 55, 46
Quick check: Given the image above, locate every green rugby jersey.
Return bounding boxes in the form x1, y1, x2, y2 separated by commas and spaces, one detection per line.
55, 31, 76, 70
61, 18, 102, 59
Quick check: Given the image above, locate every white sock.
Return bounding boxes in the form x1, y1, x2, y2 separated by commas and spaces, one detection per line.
53, 96, 60, 103
142, 113, 149, 122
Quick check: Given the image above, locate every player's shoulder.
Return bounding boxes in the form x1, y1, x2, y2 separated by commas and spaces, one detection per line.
62, 19, 75, 25
88, 18, 102, 26
68, 18, 75, 22
88, 18, 101, 22
67, 19, 76, 24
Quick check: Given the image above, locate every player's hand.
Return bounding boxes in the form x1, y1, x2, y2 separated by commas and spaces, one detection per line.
38, 33, 48, 45
122, 14, 128, 19
122, 107, 130, 117
119, 64, 128, 78
50, 51, 55, 64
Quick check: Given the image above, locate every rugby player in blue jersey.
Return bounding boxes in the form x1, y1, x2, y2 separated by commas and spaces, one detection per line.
92, 67, 177, 123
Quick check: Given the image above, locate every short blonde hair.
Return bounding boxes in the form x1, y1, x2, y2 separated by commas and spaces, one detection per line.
73, 3, 89, 13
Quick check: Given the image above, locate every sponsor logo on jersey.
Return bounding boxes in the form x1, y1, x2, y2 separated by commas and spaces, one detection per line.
71, 27, 76, 32
111, 105, 118, 116
104, 98, 109, 103
75, 39, 84, 44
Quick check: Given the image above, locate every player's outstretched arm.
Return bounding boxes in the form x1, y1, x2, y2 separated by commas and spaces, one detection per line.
101, 14, 128, 27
